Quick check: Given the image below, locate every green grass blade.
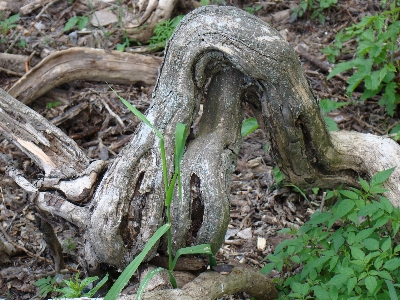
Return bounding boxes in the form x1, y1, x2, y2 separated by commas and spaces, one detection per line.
174, 123, 187, 173
165, 172, 178, 207
171, 244, 213, 271
108, 84, 163, 139
104, 223, 170, 300
136, 267, 164, 300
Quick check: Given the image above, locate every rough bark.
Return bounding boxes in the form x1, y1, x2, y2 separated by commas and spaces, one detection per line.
1, 5, 400, 285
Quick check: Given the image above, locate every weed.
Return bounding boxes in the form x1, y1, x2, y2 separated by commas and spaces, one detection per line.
324, 6, 400, 115
62, 238, 76, 253
104, 87, 213, 299
244, 4, 263, 15
261, 168, 400, 299
0, 14, 19, 36
46, 101, 62, 109
34, 273, 108, 298
148, 15, 183, 50
64, 15, 90, 32
290, 0, 337, 24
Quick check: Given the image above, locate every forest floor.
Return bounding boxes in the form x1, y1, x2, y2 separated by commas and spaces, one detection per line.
0, 0, 397, 299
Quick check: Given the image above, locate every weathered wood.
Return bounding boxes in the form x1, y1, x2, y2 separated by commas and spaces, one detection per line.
1, 6, 400, 278
8, 47, 162, 104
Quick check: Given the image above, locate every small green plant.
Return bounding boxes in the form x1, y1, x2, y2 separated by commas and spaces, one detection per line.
0, 13, 19, 36
324, 6, 400, 115
148, 15, 183, 50
319, 98, 349, 131
261, 167, 400, 299
290, 0, 337, 24
62, 238, 77, 253
63, 15, 90, 32
104, 87, 213, 300
244, 4, 263, 15
46, 101, 62, 109
34, 273, 108, 298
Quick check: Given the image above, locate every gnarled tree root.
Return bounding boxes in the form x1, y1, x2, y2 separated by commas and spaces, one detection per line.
2, 5, 400, 279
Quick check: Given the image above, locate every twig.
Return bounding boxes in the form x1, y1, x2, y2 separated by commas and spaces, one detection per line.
100, 98, 125, 128
36, 0, 59, 20
353, 116, 386, 135
0, 66, 24, 77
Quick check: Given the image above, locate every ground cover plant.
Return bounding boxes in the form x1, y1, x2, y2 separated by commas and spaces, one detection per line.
261, 168, 400, 299
324, 4, 400, 116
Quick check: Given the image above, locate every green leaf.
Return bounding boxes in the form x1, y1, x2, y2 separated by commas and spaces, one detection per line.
313, 285, 330, 299
165, 172, 178, 207
136, 267, 164, 300
383, 258, 400, 271
171, 244, 213, 271
327, 60, 359, 80
339, 190, 359, 200
333, 200, 355, 223
378, 271, 393, 281
359, 177, 370, 192
111, 85, 163, 139
385, 280, 398, 300
241, 117, 259, 136
174, 123, 187, 173
308, 211, 333, 225
64, 16, 79, 31
260, 263, 276, 275
365, 276, 377, 294
358, 202, 381, 216
362, 238, 379, 251
320, 99, 349, 113
354, 228, 374, 243
291, 282, 309, 296
324, 116, 339, 131
328, 274, 348, 286
350, 246, 365, 261
346, 72, 368, 94
381, 238, 392, 253
104, 223, 170, 300
370, 167, 395, 186
347, 276, 357, 294
84, 274, 109, 297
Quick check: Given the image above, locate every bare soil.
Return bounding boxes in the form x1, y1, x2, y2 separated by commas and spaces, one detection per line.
0, 0, 397, 299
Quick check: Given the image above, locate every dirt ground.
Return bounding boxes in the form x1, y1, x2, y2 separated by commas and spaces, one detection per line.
0, 0, 397, 299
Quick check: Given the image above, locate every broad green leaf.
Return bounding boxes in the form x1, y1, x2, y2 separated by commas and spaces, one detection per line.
319, 99, 349, 114
378, 271, 393, 281
370, 167, 395, 186
241, 117, 259, 136
308, 211, 333, 225
136, 267, 164, 300
359, 177, 370, 192
339, 190, 359, 200
64, 16, 79, 31
291, 282, 309, 296
313, 285, 330, 299
350, 246, 365, 261
383, 258, 400, 271
354, 228, 375, 243
260, 263, 275, 275
362, 238, 379, 251
347, 276, 357, 294
104, 223, 170, 300
365, 276, 377, 294
358, 201, 381, 216
333, 200, 355, 223
328, 274, 348, 286
327, 60, 359, 80
324, 116, 339, 131
381, 238, 392, 253
329, 285, 339, 300
346, 72, 368, 94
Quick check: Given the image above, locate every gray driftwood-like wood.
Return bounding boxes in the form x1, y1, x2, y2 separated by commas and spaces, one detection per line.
1, 7, 400, 290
